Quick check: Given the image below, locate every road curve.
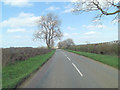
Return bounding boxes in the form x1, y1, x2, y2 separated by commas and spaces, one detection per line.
18, 49, 118, 88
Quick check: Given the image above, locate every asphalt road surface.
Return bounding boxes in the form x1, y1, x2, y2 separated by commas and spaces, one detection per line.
19, 49, 118, 88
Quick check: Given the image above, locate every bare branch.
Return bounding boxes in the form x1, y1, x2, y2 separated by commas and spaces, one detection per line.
72, 0, 120, 22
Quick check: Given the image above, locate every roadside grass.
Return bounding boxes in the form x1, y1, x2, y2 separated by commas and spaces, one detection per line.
65, 49, 118, 69
2, 50, 55, 88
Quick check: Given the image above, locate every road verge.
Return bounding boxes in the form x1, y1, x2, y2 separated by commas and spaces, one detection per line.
2, 50, 56, 89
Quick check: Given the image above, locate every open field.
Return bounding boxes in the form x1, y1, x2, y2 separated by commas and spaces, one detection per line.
2, 50, 55, 88
64, 49, 118, 69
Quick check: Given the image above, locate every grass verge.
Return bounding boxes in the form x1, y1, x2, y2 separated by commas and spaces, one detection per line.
65, 49, 118, 69
2, 50, 55, 88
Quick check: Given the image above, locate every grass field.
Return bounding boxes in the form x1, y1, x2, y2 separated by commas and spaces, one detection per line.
2, 50, 55, 88
65, 49, 118, 69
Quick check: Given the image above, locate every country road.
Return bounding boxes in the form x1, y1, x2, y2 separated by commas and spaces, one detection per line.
19, 49, 118, 88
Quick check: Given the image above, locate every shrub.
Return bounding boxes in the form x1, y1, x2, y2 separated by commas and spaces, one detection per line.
2, 47, 52, 66
65, 40, 119, 56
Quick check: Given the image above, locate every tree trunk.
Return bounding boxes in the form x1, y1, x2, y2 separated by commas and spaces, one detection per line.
47, 45, 51, 49
46, 41, 51, 49
46, 42, 51, 49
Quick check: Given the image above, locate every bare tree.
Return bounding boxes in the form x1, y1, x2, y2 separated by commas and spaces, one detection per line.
72, 0, 120, 22
64, 39, 75, 48
57, 41, 63, 48
34, 13, 63, 48
58, 38, 75, 48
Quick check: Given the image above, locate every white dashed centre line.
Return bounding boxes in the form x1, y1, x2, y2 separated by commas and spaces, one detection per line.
72, 63, 83, 77
62, 51, 83, 77
67, 57, 71, 61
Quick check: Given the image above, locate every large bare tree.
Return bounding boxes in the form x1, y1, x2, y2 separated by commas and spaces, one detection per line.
34, 13, 63, 48
72, 0, 120, 22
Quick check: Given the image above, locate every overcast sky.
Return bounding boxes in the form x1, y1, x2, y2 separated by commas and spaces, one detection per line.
0, 1, 118, 48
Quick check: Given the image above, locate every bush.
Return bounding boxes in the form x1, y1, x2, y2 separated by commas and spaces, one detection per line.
2, 47, 52, 66
65, 40, 119, 56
